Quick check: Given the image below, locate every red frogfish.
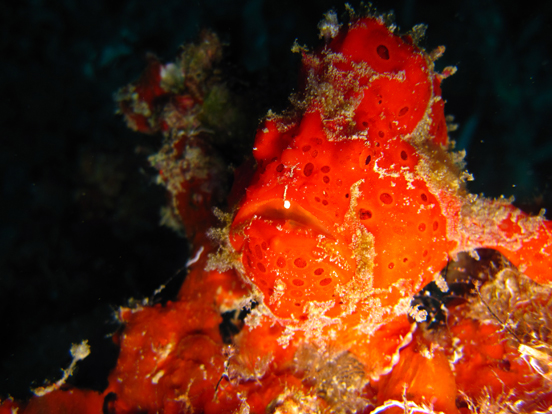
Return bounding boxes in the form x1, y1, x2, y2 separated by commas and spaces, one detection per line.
2, 9, 551, 414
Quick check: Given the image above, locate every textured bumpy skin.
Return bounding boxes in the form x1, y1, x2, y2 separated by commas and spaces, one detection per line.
230, 18, 453, 320
3, 11, 552, 414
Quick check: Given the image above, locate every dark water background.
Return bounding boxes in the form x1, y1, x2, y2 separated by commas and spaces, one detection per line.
1, 0, 551, 399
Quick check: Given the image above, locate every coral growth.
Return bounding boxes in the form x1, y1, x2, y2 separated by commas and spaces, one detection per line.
2, 8, 551, 414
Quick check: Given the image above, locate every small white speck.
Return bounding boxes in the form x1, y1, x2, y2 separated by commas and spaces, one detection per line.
284, 200, 291, 209
151, 370, 164, 384
186, 246, 204, 267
